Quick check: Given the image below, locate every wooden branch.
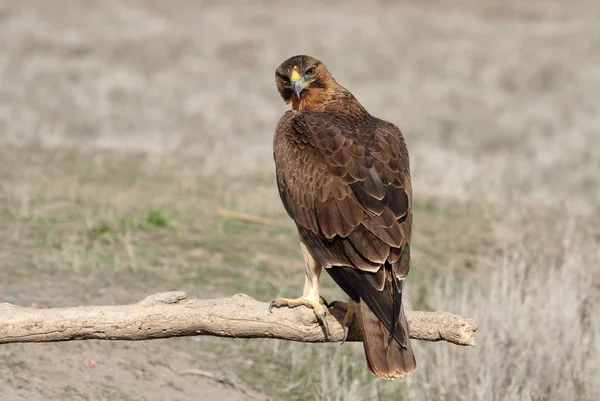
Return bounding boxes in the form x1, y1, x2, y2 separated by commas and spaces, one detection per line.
0, 292, 477, 346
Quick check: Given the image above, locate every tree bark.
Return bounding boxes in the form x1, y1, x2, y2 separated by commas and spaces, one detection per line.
0, 292, 477, 346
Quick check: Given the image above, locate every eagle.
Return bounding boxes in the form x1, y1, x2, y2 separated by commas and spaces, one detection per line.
269, 55, 416, 379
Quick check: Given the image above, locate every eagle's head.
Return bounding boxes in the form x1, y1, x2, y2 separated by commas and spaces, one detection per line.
275, 55, 336, 111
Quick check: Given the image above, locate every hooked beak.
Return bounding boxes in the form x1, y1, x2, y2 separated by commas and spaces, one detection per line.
290, 71, 305, 98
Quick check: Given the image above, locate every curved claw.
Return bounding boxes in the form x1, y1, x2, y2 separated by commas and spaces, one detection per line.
268, 296, 331, 339
326, 300, 355, 345
315, 310, 331, 339
340, 325, 350, 346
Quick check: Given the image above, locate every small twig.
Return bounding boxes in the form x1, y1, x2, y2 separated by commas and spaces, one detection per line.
217, 207, 291, 227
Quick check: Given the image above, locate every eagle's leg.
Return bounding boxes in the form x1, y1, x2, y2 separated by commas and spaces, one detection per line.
269, 242, 330, 338
328, 300, 356, 345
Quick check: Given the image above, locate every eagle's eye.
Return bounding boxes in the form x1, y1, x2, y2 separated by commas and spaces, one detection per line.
304, 66, 316, 76
277, 72, 290, 84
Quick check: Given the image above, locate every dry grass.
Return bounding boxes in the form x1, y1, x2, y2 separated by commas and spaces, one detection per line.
405, 215, 600, 400
0, 0, 599, 400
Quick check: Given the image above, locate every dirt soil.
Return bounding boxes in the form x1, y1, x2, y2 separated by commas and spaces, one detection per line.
1, 274, 266, 401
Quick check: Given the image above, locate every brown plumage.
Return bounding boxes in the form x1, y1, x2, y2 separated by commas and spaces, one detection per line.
272, 55, 416, 379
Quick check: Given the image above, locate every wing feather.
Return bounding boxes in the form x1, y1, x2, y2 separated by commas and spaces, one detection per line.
348, 226, 390, 264
335, 195, 363, 227
274, 110, 411, 265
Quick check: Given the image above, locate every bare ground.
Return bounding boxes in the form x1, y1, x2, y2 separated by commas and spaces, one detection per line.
1, 0, 599, 400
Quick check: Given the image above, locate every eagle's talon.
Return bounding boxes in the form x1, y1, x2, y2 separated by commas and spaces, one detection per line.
341, 325, 350, 346
268, 296, 331, 339
327, 300, 355, 345
316, 310, 331, 338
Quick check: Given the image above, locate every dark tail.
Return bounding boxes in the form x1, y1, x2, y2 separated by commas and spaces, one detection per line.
356, 299, 416, 379
326, 264, 416, 379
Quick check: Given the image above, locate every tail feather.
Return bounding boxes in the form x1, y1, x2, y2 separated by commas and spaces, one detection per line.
357, 300, 416, 379
325, 264, 416, 379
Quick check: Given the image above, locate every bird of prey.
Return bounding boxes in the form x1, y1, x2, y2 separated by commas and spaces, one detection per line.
270, 55, 416, 378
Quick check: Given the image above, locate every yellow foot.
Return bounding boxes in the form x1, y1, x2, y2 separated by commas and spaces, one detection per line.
269, 296, 330, 338
328, 300, 356, 345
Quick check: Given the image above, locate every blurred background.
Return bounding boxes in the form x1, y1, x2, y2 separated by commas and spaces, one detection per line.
0, 0, 598, 400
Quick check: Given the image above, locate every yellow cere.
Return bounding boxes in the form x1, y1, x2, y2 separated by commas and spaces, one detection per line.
290, 71, 301, 81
